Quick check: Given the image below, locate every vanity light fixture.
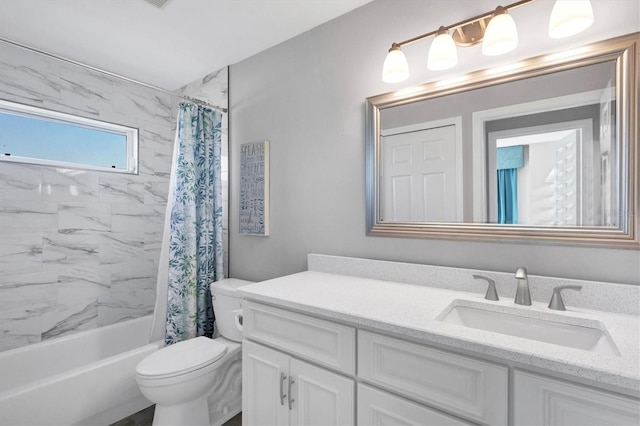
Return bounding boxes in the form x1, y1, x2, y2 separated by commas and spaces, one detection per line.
382, 43, 410, 83
427, 27, 458, 71
382, 0, 595, 83
548, 0, 594, 38
482, 6, 519, 56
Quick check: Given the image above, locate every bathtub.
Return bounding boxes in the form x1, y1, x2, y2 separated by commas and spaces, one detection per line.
0, 316, 162, 426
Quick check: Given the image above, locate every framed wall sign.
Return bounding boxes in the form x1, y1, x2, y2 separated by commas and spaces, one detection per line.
239, 140, 270, 236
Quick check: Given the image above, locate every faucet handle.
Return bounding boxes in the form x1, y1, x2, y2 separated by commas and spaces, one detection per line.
473, 274, 499, 301
548, 285, 582, 311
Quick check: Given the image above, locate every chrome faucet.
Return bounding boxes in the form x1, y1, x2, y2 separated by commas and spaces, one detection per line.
473, 274, 499, 301
548, 285, 582, 311
514, 267, 532, 306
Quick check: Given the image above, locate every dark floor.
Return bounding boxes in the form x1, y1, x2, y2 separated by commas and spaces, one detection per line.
110, 406, 241, 426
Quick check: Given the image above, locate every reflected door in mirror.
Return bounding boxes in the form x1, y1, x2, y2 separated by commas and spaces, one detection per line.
382, 124, 460, 222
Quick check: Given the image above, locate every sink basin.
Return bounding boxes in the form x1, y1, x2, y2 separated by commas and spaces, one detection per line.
438, 301, 620, 356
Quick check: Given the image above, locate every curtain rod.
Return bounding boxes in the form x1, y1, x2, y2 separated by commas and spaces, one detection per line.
179, 95, 227, 113
0, 37, 228, 114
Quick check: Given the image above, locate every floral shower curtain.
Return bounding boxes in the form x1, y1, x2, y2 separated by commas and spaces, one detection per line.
164, 103, 224, 345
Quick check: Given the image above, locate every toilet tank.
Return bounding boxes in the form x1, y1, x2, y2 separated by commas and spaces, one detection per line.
211, 278, 253, 342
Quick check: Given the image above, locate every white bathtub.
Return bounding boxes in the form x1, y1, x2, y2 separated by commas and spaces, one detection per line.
0, 315, 162, 426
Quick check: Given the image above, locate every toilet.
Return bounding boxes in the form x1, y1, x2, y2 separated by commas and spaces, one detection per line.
136, 278, 252, 426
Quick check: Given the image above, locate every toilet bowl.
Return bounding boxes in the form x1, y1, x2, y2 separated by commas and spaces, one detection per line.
136, 278, 252, 426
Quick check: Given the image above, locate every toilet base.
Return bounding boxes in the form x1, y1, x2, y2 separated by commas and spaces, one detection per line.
207, 342, 242, 426
153, 395, 210, 426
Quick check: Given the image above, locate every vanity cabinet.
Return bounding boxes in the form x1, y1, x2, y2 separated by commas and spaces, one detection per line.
514, 370, 640, 425
242, 300, 639, 426
242, 340, 354, 425
242, 302, 356, 425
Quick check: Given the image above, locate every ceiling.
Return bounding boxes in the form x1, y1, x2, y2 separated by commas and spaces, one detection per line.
0, 0, 371, 90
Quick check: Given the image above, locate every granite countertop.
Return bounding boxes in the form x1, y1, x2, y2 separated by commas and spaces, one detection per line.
238, 271, 640, 394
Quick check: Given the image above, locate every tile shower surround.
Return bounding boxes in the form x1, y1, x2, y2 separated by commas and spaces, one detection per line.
0, 41, 227, 352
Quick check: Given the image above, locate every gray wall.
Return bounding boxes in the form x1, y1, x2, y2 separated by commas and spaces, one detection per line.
229, 0, 640, 285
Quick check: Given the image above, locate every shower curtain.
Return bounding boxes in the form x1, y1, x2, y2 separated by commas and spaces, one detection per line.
150, 102, 224, 345
497, 168, 518, 224
496, 145, 523, 225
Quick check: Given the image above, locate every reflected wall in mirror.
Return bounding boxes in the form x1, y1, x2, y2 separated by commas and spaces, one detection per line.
366, 33, 638, 248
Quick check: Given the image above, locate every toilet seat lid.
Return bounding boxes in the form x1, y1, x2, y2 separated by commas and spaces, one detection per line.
136, 337, 227, 378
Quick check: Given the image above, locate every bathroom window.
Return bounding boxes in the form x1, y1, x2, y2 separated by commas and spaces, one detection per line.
0, 100, 138, 173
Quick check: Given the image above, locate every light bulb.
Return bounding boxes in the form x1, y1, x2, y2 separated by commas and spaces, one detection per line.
549, 0, 594, 38
482, 7, 518, 56
382, 44, 409, 83
427, 27, 458, 71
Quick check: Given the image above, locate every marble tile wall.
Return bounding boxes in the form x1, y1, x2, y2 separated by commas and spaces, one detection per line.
0, 41, 181, 352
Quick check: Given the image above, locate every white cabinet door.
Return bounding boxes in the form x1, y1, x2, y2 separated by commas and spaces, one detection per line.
242, 340, 290, 426
357, 384, 473, 426
514, 370, 640, 426
243, 340, 356, 426
290, 358, 355, 425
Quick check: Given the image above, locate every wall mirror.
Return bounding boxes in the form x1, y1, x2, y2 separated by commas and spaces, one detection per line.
366, 33, 638, 248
